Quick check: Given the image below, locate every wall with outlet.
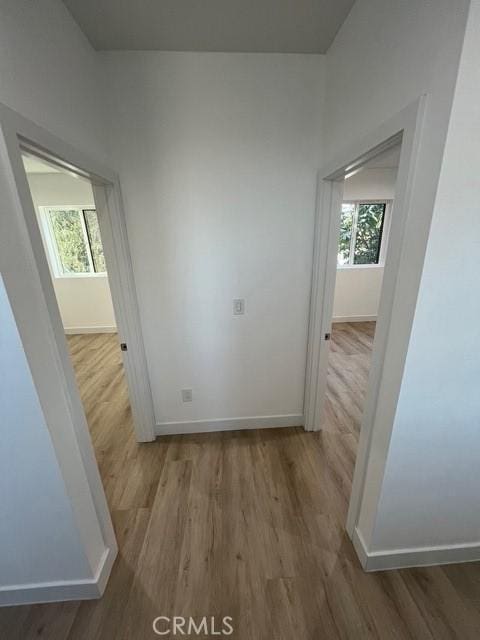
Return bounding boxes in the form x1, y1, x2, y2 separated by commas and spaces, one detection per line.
333, 167, 397, 322
102, 52, 324, 428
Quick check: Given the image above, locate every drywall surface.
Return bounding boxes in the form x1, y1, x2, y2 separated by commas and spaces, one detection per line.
26, 173, 116, 332
333, 168, 396, 320
103, 52, 324, 424
325, 0, 473, 553
343, 168, 397, 202
325, 0, 468, 156
371, 0, 480, 551
333, 267, 384, 322
0, 0, 106, 158
0, 275, 91, 586
53, 278, 115, 333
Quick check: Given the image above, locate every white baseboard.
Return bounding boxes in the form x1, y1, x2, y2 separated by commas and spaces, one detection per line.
155, 414, 304, 436
332, 315, 377, 323
64, 325, 117, 335
0, 545, 116, 607
352, 527, 480, 572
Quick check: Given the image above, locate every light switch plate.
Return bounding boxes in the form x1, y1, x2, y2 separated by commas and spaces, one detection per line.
181, 388, 193, 402
233, 298, 245, 315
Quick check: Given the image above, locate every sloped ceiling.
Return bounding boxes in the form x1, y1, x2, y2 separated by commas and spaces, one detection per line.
62, 0, 355, 54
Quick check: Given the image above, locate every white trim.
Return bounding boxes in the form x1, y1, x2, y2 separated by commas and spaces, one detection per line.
351, 527, 369, 569
79, 205, 95, 273
0, 103, 155, 445
92, 183, 156, 443
332, 315, 377, 323
378, 201, 393, 266
352, 527, 480, 572
156, 414, 304, 436
52, 272, 108, 279
304, 178, 344, 434
0, 102, 119, 593
303, 98, 428, 550
337, 264, 384, 270
0, 546, 116, 607
64, 325, 117, 335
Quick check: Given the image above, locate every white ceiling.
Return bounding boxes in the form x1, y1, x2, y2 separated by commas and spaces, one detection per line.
62, 0, 355, 53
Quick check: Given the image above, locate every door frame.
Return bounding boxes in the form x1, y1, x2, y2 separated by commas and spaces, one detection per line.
0, 103, 156, 444
303, 96, 427, 535
0, 103, 156, 601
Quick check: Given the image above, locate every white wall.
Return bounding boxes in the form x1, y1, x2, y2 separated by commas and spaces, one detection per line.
343, 168, 397, 202
0, 276, 92, 587
333, 168, 397, 321
0, 0, 106, 159
102, 52, 325, 426
26, 172, 116, 333
325, 1, 469, 157
325, 0, 474, 557
371, 0, 480, 551
333, 267, 384, 322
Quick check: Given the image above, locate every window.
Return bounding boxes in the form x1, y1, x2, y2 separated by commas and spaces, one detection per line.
41, 207, 107, 276
337, 201, 387, 267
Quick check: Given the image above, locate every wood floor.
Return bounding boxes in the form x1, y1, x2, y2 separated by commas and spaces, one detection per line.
2, 324, 480, 639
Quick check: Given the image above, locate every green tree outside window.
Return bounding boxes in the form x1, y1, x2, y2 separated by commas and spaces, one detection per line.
47, 208, 107, 275
337, 202, 386, 267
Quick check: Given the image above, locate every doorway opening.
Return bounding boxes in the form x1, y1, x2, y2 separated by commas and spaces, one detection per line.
303, 97, 426, 551
324, 145, 400, 445
0, 103, 158, 599
21, 151, 133, 465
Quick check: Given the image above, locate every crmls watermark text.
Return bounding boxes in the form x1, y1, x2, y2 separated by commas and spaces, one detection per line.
152, 616, 234, 636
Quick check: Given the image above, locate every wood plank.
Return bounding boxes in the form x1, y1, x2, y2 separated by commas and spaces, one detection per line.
1, 326, 479, 639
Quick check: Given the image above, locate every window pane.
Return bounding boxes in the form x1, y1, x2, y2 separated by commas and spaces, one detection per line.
49, 209, 90, 274
353, 203, 386, 265
338, 203, 355, 265
83, 209, 106, 273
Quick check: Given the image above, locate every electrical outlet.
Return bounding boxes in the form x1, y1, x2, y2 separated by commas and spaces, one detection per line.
233, 298, 245, 315
181, 388, 193, 402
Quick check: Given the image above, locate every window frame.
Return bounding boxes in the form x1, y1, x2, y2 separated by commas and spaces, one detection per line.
337, 199, 392, 269
39, 205, 107, 278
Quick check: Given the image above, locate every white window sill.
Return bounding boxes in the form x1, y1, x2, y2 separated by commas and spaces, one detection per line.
337, 263, 385, 270
54, 272, 108, 279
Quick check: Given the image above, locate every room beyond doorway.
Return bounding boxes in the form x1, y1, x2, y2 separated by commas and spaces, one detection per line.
67, 333, 135, 494
324, 145, 400, 450
21, 153, 135, 448
22, 153, 117, 336
324, 322, 376, 437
